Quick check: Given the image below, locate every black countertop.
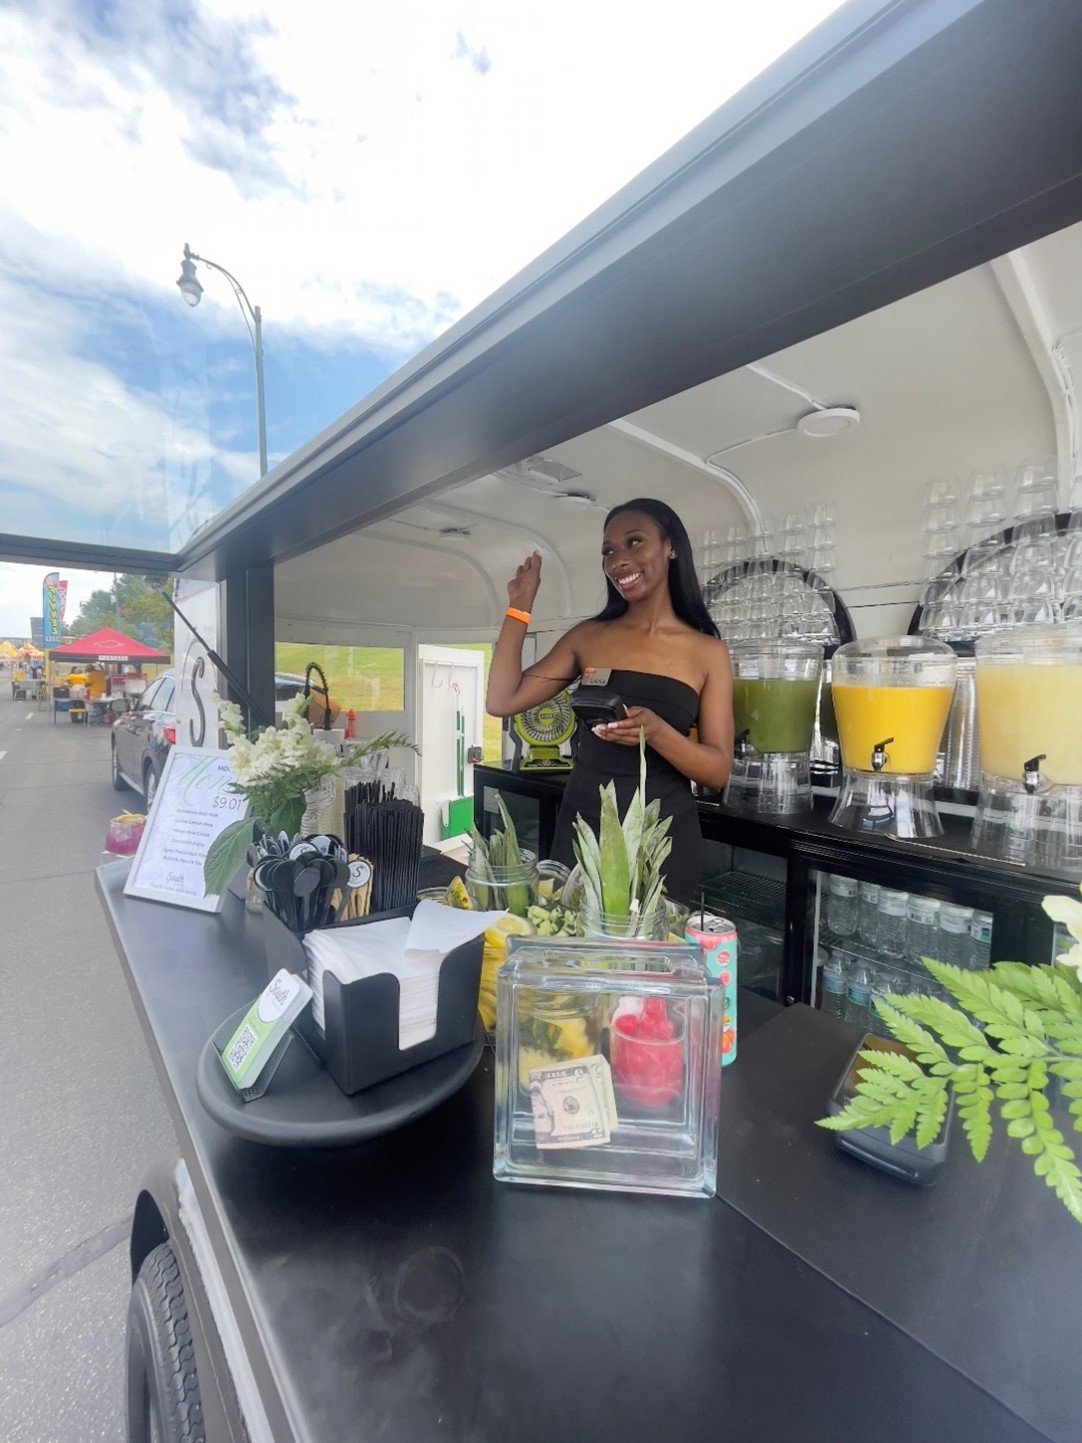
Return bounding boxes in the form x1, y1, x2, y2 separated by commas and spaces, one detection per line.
98, 862, 1080, 1443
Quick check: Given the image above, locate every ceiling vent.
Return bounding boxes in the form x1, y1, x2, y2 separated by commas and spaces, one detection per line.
438, 525, 472, 537
498, 454, 584, 493
520, 454, 582, 486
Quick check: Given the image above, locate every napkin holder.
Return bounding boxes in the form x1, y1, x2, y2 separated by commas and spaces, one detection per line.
262, 906, 483, 1095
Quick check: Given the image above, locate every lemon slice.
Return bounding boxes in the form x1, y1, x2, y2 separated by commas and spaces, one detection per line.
484, 913, 535, 950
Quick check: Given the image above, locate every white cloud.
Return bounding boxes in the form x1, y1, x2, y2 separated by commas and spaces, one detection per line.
0, 214, 260, 550
2, 0, 844, 345
0, 0, 846, 551
0, 564, 117, 640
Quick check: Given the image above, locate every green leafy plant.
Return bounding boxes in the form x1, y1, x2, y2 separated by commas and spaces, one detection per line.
469, 796, 532, 915
572, 733, 672, 936
818, 883, 1082, 1223
203, 693, 415, 896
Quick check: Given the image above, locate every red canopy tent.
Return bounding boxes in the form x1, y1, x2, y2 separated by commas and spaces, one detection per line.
47, 627, 170, 664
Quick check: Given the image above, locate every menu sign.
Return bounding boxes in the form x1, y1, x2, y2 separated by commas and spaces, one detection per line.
124, 747, 249, 912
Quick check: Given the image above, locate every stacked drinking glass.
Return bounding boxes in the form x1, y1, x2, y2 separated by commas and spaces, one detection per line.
701, 505, 839, 646
919, 458, 1080, 641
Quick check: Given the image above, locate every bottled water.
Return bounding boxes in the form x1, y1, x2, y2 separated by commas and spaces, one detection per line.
820, 953, 848, 1019
968, 911, 993, 971
844, 964, 873, 1031
859, 882, 881, 949
868, 982, 891, 1037
906, 895, 941, 971
826, 874, 859, 937
938, 904, 973, 968
877, 888, 909, 958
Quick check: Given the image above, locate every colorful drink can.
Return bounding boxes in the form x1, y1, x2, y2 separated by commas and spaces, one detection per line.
685, 913, 738, 1065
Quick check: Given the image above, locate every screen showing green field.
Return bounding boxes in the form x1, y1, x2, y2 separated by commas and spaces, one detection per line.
275, 644, 405, 712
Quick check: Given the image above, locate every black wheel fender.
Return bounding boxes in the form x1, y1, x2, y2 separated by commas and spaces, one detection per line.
126, 1242, 205, 1443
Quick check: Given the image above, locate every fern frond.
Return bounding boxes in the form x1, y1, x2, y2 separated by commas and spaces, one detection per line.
873, 1002, 949, 1063
954, 1071, 993, 1161
882, 992, 985, 1051
915, 1082, 950, 1148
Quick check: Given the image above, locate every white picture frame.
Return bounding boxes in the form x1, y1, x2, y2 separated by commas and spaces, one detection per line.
124, 747, 250, 912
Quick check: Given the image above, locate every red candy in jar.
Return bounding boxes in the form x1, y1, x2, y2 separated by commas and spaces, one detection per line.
609, 997, 684, 1107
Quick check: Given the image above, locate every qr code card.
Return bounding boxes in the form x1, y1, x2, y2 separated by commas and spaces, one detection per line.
219, 969, 312, 1094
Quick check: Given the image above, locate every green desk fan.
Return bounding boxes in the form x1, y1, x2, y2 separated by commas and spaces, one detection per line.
513, 692, 575, 772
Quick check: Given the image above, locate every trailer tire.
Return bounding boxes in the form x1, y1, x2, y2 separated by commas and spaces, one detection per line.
111, 739, 130, 792
126, 1242, 206, 1443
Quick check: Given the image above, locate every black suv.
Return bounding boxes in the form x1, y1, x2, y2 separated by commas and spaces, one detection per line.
111, 671, 310, 806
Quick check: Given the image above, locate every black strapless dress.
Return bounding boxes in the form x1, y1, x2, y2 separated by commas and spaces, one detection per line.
550, 670, 703, 903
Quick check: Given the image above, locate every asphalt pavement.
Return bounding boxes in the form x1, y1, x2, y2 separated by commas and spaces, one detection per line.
0, 687, 176, 1442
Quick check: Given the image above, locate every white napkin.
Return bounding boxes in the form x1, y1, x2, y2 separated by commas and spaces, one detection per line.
303, 904, 506, 1049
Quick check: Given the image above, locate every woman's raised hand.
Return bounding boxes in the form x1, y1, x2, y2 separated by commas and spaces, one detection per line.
508, 551, 542, 612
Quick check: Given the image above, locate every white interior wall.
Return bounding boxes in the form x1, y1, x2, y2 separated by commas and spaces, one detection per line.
273, 222, 1082, 652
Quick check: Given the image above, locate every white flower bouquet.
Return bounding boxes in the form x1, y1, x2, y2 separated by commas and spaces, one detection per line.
203, 693, 414, 895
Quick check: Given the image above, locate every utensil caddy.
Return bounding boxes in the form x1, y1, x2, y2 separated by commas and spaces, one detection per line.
263, 905, 483, 1095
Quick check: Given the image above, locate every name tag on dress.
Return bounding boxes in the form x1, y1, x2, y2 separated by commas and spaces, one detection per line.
579, 667, 612, 687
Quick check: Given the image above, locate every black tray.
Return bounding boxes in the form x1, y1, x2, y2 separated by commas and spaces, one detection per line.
195, 1006, 485, 1147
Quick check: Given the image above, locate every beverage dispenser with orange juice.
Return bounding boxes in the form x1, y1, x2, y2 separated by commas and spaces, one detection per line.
971, 625, 1082, 873
829, 637, 958, 838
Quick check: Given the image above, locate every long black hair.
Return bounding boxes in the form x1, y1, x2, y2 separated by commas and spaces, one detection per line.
595, 497, 719, 637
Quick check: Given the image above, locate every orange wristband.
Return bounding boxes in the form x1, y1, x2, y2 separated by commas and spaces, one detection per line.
505, 607, 531, 625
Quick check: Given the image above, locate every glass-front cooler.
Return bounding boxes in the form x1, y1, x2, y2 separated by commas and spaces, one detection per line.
698, 835, 788, 999
787, 839, 1071, 1022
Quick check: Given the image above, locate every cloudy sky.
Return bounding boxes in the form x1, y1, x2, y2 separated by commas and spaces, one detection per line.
0, 0, 845, 637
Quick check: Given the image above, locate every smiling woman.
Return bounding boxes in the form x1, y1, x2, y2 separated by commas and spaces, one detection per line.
486, 497, 734, 902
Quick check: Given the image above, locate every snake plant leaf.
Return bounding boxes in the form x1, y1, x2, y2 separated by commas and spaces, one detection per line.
469, 827, 494, 908
598, 784, 630, 917
573, 814, 604, 915
623, 787, 645, 903
495, 795, 523, 864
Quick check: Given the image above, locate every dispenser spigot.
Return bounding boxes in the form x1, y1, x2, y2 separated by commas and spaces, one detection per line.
734, 728, 752, 759
1023, 754, 1046, 795
871, 737, 894, 772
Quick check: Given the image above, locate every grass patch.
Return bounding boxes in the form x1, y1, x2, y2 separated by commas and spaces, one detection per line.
275, 641, 504, 763
275, 643, 404, 713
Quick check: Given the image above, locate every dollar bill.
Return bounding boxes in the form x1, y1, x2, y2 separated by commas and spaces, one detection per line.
584, 1054, 619, 1135
528, 1055, 618, 1149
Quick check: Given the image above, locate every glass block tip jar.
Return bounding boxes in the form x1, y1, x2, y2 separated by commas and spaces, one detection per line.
494, 938, 723, 1199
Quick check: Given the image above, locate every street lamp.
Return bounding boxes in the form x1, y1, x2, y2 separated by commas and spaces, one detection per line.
176, 242, 268, 478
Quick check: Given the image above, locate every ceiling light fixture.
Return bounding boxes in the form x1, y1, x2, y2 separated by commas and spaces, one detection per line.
796, 406, 861, 438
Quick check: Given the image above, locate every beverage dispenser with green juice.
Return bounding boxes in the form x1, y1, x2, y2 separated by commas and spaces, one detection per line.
829, 637, 958, 838
971, 626, 1082, 873
724, 642, 822, 814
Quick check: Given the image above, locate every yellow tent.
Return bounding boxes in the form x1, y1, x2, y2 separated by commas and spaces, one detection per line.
0, 640, 17, 658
